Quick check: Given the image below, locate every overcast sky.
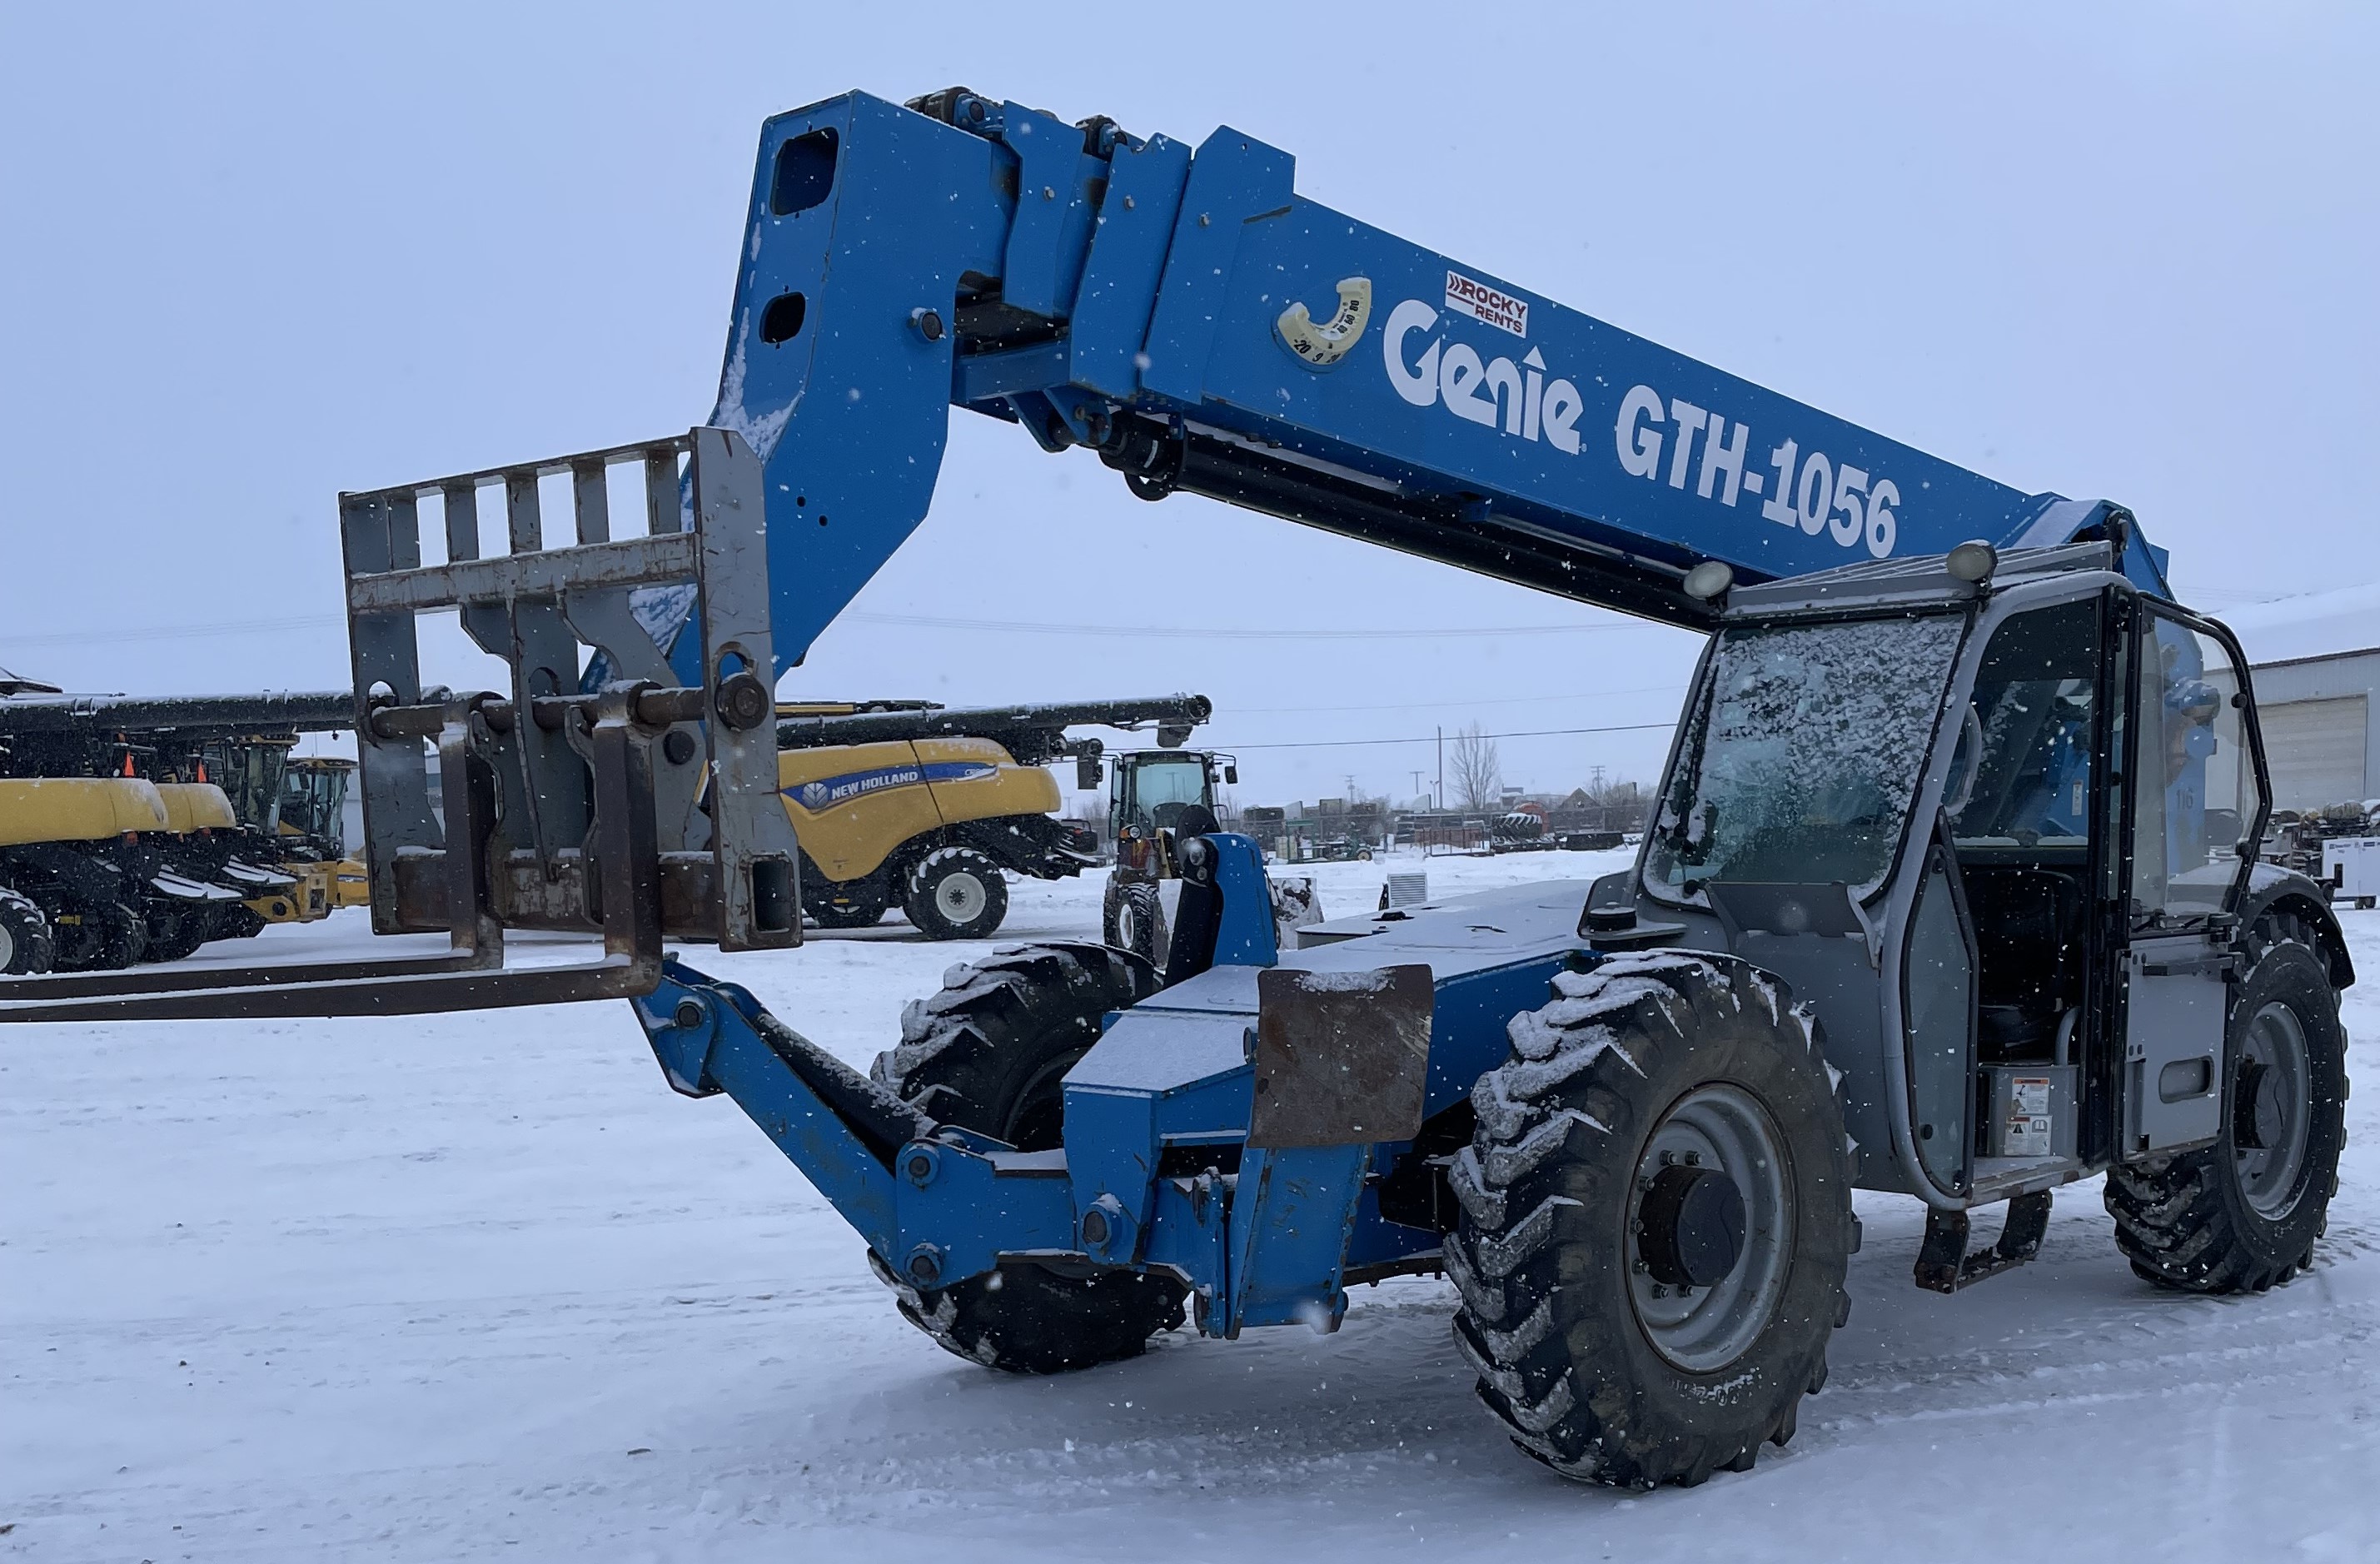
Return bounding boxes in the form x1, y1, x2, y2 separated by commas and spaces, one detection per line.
2, 2, 2373, 809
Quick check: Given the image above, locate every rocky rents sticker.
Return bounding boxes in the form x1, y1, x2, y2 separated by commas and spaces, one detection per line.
1443, 270, 1527, 337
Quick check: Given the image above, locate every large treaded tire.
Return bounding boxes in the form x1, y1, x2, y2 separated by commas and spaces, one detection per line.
903, 847, 1010, 940
144, 909, 212, 964
809, 878, 889, 929
2104, 911, 2348, 1293
0, 888, 54, 975
55, 900, 146, 972
1447, 951, 1854, 1488
1103, 876, 1167, 967
869, 943, 1186, 1372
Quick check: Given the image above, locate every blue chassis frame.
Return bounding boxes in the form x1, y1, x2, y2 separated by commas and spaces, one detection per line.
637, 835, 1595, 1337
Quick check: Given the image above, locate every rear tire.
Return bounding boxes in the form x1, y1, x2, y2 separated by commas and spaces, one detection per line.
2104, 913, 2347, 1293
1448, 951, 1853, 1488
0, 888, 54, 975
869, 943, 1183, 1371
903, 847, 1008, 940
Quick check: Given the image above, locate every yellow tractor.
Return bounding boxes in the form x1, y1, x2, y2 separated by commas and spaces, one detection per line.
773, 696, 1209, 939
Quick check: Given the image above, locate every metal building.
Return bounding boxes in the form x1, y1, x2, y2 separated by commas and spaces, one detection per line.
2229, 580, 2380, 813
2248, 646, 2380, 810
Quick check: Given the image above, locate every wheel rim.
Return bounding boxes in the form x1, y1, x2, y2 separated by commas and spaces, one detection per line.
1115, 903, 1138, 949
0, 919, 13, 971
2235, 1000, 2312, 1218
1627, 1083, 1794, 1373
935, 869, 988, 925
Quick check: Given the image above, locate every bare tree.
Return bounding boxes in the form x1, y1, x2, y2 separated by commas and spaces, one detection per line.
1451, 721, 1502, 814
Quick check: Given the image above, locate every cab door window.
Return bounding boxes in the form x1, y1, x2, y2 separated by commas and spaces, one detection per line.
2129, 612, 2262, 925
1941, 596, 2105, 1069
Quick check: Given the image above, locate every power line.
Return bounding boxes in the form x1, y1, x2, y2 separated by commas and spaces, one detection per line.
4, 580, 2363, 652
841, 610, 1630, 641
1231, 680, 1685, 715
1219, 720, 1677, 751
0, 609, 1636, 650
0, 615, 344, 650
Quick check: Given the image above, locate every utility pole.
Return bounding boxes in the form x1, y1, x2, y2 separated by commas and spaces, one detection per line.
1435, 726, 1443, 810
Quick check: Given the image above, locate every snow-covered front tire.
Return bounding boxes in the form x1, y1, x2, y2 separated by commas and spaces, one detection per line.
869, 943, 1185, 1372
903, 848, 1008, 940
872, 942, 1157, 1148
2104, 912, 2347, 1293
1448, 951, 1853, 1488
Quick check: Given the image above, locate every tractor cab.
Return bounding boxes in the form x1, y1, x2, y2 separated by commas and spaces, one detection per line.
197, 735, 296, 834
1097, 747, 1237, 961
279, 757, 356, 859
1105, 748, 1235, 877
1606, 539, 2340, 1288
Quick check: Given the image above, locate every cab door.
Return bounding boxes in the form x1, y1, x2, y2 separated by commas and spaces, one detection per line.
2119, 608, 2264, 1158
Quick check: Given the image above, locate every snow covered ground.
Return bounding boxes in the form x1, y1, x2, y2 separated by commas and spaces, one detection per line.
5, 849, 2377, 1562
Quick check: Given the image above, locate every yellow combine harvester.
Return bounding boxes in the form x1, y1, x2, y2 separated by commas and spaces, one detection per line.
0, 681, 351, 966
773, 695, 1209, 939
0, 774, 296, 970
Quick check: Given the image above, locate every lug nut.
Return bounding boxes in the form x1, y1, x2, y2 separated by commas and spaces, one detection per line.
1682, 1150, 1701, 1167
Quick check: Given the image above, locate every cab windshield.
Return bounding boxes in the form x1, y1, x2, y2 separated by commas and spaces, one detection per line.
1113, 755, 1211, 834
1646, 613, 1969, 903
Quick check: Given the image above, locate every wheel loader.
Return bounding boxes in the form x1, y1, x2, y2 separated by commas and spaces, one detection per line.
1097, 745, 1237, 959
1, 87, 2353, 1493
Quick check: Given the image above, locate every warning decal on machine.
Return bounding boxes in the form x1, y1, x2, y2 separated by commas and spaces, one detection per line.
2006, 1078, 2053, 1157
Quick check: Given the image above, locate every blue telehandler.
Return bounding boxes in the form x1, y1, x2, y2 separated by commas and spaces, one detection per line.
1, 87, 2353, 1489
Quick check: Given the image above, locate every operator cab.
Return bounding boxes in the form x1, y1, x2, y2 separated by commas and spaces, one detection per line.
1634, 540, 2273, 1209
1107, 748, 1235, 875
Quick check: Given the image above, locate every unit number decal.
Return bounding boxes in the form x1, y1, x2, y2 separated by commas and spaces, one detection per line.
1615, 384, 1902, 560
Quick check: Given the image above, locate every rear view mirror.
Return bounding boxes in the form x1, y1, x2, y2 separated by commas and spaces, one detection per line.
1224, 765, 1238, 785
1076, 753, 1103, 791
